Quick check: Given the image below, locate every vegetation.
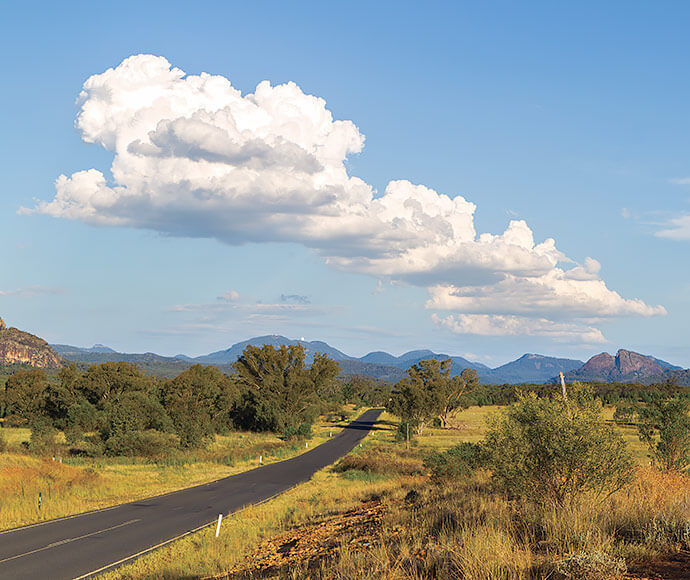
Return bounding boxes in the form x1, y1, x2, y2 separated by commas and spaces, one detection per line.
4, 350, 690, 578
388, 358, 478, 433
638, 395, 690, 472
232, 344, 339, 435
485, 384, 634, 505
101, 410, 690, 580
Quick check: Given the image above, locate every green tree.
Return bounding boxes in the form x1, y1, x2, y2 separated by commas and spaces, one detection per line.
638, 396, 690, 472
2, 369, 49, 424
232, 344, 339, 434
389, 360, 478, 433
163, 364, 238, 447
485, 383, 634, 505
75, 362, 151, 408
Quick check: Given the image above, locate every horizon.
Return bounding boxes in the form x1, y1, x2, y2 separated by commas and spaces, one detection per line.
3, 2, 689, 368
44, 328, 684, 370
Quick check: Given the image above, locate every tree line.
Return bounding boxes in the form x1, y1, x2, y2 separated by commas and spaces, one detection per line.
0, 344, 386, 456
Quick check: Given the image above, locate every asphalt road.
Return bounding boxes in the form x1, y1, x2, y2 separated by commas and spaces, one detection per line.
0, 408, 383, 579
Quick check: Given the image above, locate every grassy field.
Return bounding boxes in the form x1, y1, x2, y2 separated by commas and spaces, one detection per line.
0, 406, 362, 531
0, 404, 671, 578
100, 405, 675, 580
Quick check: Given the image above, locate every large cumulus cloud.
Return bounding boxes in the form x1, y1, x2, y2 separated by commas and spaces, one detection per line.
26, 55, 665, 341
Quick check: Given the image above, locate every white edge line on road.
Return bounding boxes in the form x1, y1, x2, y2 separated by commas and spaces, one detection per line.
0, 412, 372, 538
0, 407, 377, 549
72, 485, 300, 580
74, 410, 381, 578
0, 505, 122, 536
0, 519, 141, 565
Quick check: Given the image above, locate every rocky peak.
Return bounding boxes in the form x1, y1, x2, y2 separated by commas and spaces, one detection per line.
616, 349, 663, 377
580, 352, 616, 374
0, 319, 62, 369
567, 349, 667, 382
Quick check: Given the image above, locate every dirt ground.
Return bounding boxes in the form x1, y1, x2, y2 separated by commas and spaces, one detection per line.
626, 551, 690, 580
203, 501, 385, 579
203, 500, 690, 580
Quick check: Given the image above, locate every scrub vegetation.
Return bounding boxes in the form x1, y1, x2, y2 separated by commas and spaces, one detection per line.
101, 401, 690, 580
3, 349, 690, 578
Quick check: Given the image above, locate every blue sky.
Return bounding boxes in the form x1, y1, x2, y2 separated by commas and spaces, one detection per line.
1, 1, 689, 366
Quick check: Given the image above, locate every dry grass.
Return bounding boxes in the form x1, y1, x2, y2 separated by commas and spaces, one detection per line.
99, 469, 418, 580
101, 406, 690, 580
1, 404, 675, 578
0, 407, 363, 531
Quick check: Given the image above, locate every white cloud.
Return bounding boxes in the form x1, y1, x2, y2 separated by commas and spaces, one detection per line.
669, 177, 690, 185
24, 54, 665, 341
656, 215, 690, 240
432, 314, 607, 344
24, 55, 563, 282
426, 263, 666, 319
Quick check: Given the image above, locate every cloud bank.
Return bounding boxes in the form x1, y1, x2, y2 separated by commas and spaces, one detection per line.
26, 55, 665, 342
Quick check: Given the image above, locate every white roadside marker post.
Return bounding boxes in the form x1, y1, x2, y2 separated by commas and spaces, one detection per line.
259, 455, 263, 465
216, 514, 223, 538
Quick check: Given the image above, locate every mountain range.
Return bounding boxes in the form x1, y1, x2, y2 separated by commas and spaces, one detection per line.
50, 334, 681, 385
0, 318, 676, 384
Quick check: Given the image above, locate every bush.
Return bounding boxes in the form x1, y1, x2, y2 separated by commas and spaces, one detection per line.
104, 430, 178, 457
613, 402, 636, 426
485, 384, 634, 505
67, 401, 102, 433
335, 447, 423, 475
29, 416, 57, 454
0, 430, 6, 452
395, 420, 417, 443
638, 396, 690, 472
424, 442, 486, 481
283, 422, 313, 440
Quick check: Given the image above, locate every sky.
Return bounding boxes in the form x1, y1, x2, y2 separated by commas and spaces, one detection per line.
1, 1, 689, 366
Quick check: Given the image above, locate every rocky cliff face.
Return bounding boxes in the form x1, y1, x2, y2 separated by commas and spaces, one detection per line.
0, 318, 62, 369
566, 349, 665, 382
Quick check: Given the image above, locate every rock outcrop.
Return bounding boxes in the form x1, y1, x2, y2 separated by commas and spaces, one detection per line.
565, 349, 666, 382
0, 318, 62, 369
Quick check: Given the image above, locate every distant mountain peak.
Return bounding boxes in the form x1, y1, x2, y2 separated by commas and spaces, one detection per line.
566, 348, 674, 382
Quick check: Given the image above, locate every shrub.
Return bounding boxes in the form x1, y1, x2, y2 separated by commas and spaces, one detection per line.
283, 422, 313, 440
424, 442, 486, 481
0, 430, 6, 452
104, 430, 178, 457
485, 384, 634, 505
67, 401, 101, 433
613, 402, 636, 426
335, 447, 423, 475
395, 420, 417, 443
29, 416, 57, 454
638, 396, 690, 472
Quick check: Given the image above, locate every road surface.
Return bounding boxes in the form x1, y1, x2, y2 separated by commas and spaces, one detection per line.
0, 408, 383, 579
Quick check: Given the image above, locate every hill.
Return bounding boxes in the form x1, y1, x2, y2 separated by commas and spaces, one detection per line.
52, 343, 117, 355
0, 318, 62, 369
194, 335, 353, 364
484, 354, 583, 384
50, 334, 687, 385
564, 349, 681, 383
